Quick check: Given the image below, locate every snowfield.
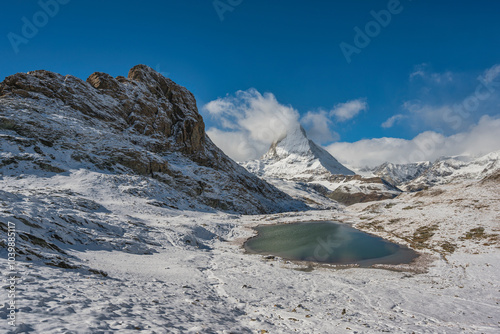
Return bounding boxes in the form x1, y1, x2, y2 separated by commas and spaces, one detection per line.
1, 168, 499, 333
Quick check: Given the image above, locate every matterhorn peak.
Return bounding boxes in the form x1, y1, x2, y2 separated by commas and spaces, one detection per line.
263, 125, 312, 160
241, 125, 402, 206
245, 124, 354, 181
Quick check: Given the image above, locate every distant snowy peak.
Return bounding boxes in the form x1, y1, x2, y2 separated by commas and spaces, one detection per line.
263, 126, 312, 159
371, 161, 432, 186
404, 150, 500, 191
250, 125, 354, 180
366, 151, 500, 191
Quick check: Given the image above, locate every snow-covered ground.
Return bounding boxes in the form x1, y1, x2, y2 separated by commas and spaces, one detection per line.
1, 169, 499, 333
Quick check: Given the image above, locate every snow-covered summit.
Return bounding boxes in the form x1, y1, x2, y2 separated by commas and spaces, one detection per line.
363, 151, 500, 191
246, 125, 354, 180
242, 125, 400, 206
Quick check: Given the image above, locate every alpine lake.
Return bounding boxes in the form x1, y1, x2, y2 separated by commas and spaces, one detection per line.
244, 222, 418, 268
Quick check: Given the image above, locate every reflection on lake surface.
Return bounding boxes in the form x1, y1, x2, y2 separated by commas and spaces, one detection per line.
244, 222, 418, 267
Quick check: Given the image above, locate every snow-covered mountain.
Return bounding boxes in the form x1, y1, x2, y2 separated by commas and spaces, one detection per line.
403, 151, 500, 191
1, 67, 499, 334
369, 161, 432, 187
364, 152, 500, 191
242, 125, 401, 206
0, 65, 306, 219
245, 125, 354, 180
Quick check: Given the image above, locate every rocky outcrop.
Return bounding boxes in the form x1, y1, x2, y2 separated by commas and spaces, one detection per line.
1, 65, 205, 156
0, 65, 306, 214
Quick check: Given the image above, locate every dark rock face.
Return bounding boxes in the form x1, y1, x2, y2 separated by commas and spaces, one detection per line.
126, 64, 205, 155
326, 187, 398, 206
481, 170, 500, 184
0, 65, 306, 214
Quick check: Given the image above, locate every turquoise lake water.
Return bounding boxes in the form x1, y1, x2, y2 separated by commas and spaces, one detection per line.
244, 222, 418, 267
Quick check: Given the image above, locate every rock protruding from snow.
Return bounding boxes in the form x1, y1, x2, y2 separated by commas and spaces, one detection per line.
0, 65, 306, 215
86, 72, 121, 91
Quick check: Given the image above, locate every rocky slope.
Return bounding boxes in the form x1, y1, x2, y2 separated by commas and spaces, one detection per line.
0, 65, 306, 212
242, 125, 401, 206
0, 65, 312, 264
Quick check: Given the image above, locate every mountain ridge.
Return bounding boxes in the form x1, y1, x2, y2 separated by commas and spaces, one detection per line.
0, 65, 307, 216
365, 151, 500, 191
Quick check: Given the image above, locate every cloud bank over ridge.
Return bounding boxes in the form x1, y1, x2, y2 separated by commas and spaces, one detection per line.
203, 68, 500, 167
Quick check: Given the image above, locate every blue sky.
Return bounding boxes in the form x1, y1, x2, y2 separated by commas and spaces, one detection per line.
2, 0, 500, 165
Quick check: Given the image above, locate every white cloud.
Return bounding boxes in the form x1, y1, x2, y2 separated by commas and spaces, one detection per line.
203, 89, 364, 161
300, 110, 339, 144
409, 63, 429, 80
409, 70, 425, 80
203, 89, 300, 161
398, 64, 500, 133
482, 64, 500, 83
381, 114, 405, 128
203, 69, 500, 166
409, 63, 453, 83
401, 101, 456, 130
326, 115, 500, 168
203, 88, 368, 161
330, 99, 367, 121
206, 128, 268, 162
204, 99, 237, 118
300, 98, 367, 142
